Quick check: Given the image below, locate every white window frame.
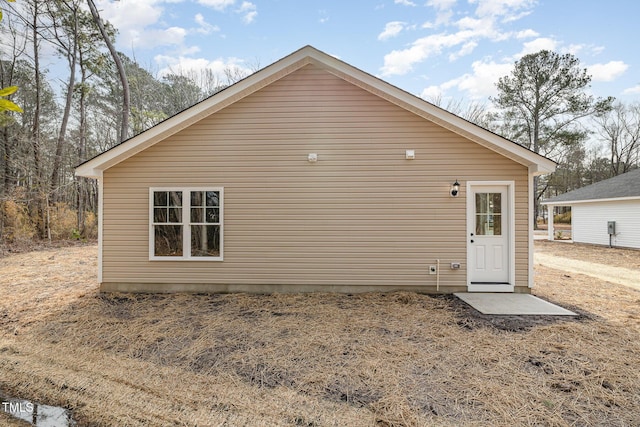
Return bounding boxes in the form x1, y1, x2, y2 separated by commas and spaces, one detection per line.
149, 187, 224, 261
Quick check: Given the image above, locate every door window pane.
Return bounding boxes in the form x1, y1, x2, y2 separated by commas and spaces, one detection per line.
475, 193, 502, 236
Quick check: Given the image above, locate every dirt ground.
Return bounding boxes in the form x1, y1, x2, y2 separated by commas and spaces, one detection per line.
0, 242, 639, 426
535, 239, 640, 270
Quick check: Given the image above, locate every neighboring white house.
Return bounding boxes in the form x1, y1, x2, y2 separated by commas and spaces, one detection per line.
542, 168, 640, 249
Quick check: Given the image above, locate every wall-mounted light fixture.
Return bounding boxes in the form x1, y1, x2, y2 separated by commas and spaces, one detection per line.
405, 149, 415, 160
450, 180, 460, 197
308, 153, 318, 163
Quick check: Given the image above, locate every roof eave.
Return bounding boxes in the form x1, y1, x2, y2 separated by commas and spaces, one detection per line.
542, 195, 640, 206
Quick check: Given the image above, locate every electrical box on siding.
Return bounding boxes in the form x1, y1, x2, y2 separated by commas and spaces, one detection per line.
607, 221, 616, 235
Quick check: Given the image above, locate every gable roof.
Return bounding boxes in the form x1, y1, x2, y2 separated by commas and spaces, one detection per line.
76, 45, 556, 179
543, 168, 640, 205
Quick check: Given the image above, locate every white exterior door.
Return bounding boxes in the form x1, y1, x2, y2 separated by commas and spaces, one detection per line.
467, 184, 513, 292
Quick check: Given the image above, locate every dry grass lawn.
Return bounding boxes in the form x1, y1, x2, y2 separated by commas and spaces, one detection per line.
1, 242, 639, 426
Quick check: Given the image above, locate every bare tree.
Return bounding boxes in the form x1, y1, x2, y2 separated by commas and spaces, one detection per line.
426, 94, 493, 128
46, 0, 81, 200
593, 102, 640, 175
87, 0, 129, 142
0, 12, 27, 195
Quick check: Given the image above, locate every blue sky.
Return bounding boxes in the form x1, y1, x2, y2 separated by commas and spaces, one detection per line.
97, 0, 640, 106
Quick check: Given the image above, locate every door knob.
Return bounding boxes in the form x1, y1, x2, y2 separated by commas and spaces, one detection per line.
470, 239, 474, 243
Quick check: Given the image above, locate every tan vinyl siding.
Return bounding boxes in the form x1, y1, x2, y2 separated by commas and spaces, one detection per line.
102, 64, 530, 292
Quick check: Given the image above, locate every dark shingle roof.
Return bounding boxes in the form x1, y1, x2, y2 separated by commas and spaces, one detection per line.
544, 168, 640, 204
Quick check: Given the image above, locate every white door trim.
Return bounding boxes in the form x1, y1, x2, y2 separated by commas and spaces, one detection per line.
466, 181, 515, 292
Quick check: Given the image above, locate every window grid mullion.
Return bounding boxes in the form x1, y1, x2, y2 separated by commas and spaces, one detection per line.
184, 194, 191, 258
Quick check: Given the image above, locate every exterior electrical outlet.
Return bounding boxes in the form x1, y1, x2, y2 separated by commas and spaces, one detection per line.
429, 265, 437, 275
451, 262, 461, 269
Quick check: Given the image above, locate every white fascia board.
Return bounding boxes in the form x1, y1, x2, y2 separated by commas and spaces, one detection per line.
527, 161, 557, 176
542, 196, 640, 206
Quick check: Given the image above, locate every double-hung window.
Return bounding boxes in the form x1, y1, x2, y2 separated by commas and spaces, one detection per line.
150, 188, 223, 260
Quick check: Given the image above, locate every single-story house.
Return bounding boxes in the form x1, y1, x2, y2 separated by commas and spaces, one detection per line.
542, 168, 640, 249
75, 45, 556, 294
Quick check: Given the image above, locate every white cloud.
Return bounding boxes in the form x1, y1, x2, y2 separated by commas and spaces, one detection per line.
588, 61, 628, 82
194, 13, 220, 35
155, 54, 252, 79
422, 10, 454, 29
395, 0, 417, 6
318, 10, 329, 24
382, 0, 537, 76
180, 45, 202, 56
471, 0, 536, 19
95, 0, 195, 50
378, 21, 407, 41
457, 60, 513, 98
590, 45, 606, 56
623, 85, 640, 95
381, 31, 477, 75
448, 41, 478, 61
424, 0, 456, 27
518, 37, 558, 56
427, 0, 457, 10
455, 16, 501, 39
515, 29, 538, 39
95, 0, 163, 40
563, 43, 605, 57
195, 0, 256, 24
563, 43, 586, 56
421, 59, 513, 101
126, 26, 188, 49
195, 13, 207, 26
197, 0, 235, 11
237, 1, 257, 24
421, 85, 444, 101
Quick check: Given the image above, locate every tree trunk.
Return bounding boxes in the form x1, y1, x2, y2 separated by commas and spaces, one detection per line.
2, 127, 10, 195
76, 66, 88, 236
50, 25, 77, 201
30, 1, 46, 239
87, 0, 129, 142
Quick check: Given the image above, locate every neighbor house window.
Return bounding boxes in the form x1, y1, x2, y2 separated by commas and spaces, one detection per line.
150, 188, 223, 260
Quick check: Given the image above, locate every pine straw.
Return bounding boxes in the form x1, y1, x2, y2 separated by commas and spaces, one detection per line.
1, 243, 639, 426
